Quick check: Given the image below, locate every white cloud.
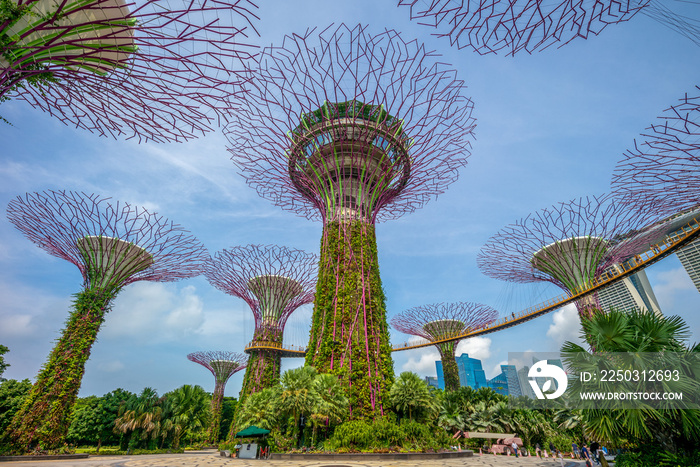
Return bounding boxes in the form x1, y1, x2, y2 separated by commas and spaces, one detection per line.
0, 314, 35, 337
103, 282, 206, 342
456, 336, 492, 360
651, 266, 695, 310
546, 304, 584, 348
402, 348, 440, 375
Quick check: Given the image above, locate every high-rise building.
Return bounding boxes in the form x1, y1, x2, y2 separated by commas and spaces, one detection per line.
517, 366, 536, 399
677, 240, 700, 292
425, 376, 440, 389
434, 353, 488, 390
501, 364, 522, 397
598, 263, 662, 315
487, 369, 509, 396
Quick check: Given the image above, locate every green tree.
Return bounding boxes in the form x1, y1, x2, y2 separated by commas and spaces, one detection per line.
161, 385, 210, 449
235, 387, 281, 431
0, 345, 9, 380
388, 372, 435, 421
562, 308, 700, 450
219, 397, 237, 443
113, 387, 163, 450
0, 379, 31, 438
67, 389, 135, 450
308, 372, 348, 445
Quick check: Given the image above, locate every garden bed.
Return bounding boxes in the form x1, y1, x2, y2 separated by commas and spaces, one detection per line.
270, 450, 473, 460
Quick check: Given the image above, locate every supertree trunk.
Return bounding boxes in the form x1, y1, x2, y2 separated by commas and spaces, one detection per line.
208, 382, 225, 444
7, 288, 115, 450
239, 324, 284, 401
436, 342, 460, 392
306, 220, 393, 420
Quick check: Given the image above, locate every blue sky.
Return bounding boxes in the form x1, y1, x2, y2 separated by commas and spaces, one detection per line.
1, 1, 698, 399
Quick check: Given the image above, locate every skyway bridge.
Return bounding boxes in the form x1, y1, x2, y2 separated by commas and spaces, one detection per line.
244, 214, 700, 357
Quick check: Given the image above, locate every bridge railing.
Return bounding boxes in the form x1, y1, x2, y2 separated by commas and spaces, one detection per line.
392, 216, 700, 352
244, 341, 307, 353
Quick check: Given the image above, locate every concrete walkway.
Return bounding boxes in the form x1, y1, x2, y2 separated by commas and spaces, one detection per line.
0, 450, 590, 467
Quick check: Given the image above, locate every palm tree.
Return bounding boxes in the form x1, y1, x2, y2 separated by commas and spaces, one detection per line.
388, 372, 435, 421
308, 373, 348, 445
562, 308, 700, 450
235, 387, 280, 431
162, 385, 210, 449
278, 366, 318, 435
113, 388, 163, 449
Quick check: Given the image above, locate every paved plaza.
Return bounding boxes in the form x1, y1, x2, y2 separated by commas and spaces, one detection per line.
0, 451, 591, 467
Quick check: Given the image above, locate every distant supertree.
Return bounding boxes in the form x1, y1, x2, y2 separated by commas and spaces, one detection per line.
1, 0, 259, 142
205, 245, 316, 405
397, 0, 700, 56
391, 302, 498, 391
477, 193, 664, 319
187, 351, 247, 443
612, 86, 700, 214
5, 190, 208, 451
225, 23, 475, 419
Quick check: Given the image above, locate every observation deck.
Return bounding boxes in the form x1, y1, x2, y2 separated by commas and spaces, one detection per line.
244, 340, 306, 358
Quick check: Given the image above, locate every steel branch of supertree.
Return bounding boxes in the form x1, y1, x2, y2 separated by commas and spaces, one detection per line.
7, 190, 209, 290
397, 0, 700, 56
612, 86, 700, 214
225, 23, 475, 224
477, 193, 665, 318
205, 244, 316, 407
1, 0, 259, 142
5, 189, 208, 451
391, 302, 497, 391
205, 244, 317, 335
187, 351, 247, 443
225, 23, 475, 419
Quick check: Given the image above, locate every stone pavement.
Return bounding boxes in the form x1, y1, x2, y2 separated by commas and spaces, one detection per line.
0, 451, 590, 467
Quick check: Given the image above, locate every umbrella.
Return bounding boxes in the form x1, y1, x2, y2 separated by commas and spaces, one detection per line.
234, 425, 271, 438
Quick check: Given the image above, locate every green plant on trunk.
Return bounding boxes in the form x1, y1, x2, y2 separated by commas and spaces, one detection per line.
6, 288, 116, 451
306, 221, 393, 420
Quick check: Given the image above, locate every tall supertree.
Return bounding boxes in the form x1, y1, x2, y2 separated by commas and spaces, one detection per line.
397, 0, 700, 56
5, 190, 208, 451
477, 193, 664, 319
1, 0, 259, 142
225, 24, 476, 419
187, 351, 248, 444
390, 302, 498, 391
204, 245, 317, 404
612, 86, 700, 214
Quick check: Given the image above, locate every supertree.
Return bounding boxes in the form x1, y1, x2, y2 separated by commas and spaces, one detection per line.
390, 302, 498, 391
612, 86, 700, 214
187, 351, 248, 444
477, 193, 665, 320
204, 245, 317, 404
224, 23, 476, 419
1, 0, 259, 142
397, 0, 700, 56
5, 189, 208, 451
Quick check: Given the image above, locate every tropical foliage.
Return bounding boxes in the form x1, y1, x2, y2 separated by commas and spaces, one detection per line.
562, 308, 700, 456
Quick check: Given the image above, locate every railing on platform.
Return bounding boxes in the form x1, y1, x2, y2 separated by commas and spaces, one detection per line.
392, 216, 700, 352
244, 340, 307, 354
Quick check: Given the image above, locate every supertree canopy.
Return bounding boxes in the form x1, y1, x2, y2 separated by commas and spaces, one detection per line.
390, 302, 498, 391
397, 0, 700, 56
0, 0, 259, 142
225, 23, 475, 419
187, 351, 248, 443
5, 189, 208, 451
612, 86, 700, 214
477, 193, 664, 319
204, 245, 316, 406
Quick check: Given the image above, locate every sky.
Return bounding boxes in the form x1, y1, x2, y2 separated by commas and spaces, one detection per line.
1, 1, 699, 400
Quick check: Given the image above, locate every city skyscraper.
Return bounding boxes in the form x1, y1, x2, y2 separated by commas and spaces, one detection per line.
597, 263, 663, 315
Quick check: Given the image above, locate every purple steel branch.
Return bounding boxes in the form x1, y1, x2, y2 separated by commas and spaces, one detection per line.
390, 302, 498, 341
397, 0, 676, 56
187, 350, 248, 390
477, 193, 665, 306
612, 86, 700, 214
6, 190, 208, 288
225, 23, 476, 223
205, 245, 317, 333
1, 0, 259, 143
